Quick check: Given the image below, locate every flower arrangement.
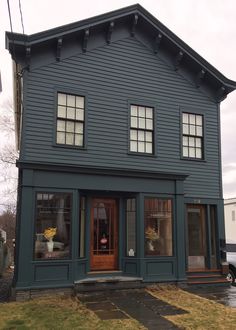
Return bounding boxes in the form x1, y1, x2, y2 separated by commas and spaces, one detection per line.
44, 227, 57, 241
145, 226, 159, 241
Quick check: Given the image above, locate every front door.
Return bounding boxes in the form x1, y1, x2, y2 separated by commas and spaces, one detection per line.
90, 198, 118, 271
187, 204, 207, 269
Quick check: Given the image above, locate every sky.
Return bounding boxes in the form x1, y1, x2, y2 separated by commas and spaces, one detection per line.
0, 0, 236, 199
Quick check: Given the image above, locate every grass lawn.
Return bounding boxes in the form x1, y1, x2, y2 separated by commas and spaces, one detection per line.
0, 286, 236, 329
148, 285, 236, 329
0, 296, 144, 330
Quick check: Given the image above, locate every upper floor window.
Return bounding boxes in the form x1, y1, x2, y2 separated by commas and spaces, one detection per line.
130, 105, 153, 154
232, 210, 235, 221
56, 92, 85, 147
182, 112, 203, 159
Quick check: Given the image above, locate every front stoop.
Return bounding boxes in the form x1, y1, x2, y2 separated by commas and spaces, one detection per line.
187, 269, 230, 286
74, 276, 144, 292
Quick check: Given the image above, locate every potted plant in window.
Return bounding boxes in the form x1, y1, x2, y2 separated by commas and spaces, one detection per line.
145, 226, 159, 251
44, 227, 57, 252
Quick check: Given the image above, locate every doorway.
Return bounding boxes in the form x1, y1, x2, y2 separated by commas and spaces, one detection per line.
90, 198, 118, 271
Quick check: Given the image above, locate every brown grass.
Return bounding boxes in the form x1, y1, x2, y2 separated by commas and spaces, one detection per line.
147, 285, 236, 330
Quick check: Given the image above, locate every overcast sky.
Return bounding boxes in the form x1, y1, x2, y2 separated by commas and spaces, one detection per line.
0, 0, 236, 199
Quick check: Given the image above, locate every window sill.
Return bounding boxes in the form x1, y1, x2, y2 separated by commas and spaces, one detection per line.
128, 151, 157, 158
53, 143, 87, 151
180, 156, 206, 162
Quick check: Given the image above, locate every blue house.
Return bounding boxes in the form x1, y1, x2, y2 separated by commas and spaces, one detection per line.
6, 4, 236, 295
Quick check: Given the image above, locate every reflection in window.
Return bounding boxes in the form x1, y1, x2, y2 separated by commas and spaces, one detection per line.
34, 193, 72, 259
144, 198, 172, 256
126, 198, 136, 257
79, 196, 86, 258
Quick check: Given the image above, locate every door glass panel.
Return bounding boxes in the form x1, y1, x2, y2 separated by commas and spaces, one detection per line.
210, 205, 217, 268
187, 205, 206, 269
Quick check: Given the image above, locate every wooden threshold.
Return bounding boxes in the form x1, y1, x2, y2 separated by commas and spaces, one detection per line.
87, 270, 121, 275
187, 268, 220, 273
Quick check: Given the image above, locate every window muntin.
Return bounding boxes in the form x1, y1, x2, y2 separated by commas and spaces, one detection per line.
34, 192, 72, 259
56, 93, 85, 147
130, 105, 153, 154
126, 198, 136, 257
144, 198, 173, 256
182, 112, 203, 159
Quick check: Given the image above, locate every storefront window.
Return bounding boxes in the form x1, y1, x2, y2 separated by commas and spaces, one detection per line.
144, 198, 173, 256
34, 192, 72, 259
79, 196, 86, 258
126, 198, 136, 257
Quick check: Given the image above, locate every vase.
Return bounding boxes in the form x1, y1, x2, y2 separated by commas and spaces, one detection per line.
47, 238, 54, 252
147, 240, 154, 251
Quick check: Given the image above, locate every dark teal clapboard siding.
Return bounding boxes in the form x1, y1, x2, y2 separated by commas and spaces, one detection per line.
22, 36, 220, 198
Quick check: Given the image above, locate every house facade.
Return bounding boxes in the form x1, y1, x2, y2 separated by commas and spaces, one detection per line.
224, 198, 236, 252
6, 4, 236, 292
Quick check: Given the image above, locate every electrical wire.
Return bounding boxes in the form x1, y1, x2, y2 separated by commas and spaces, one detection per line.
7, 0, 14, 33
18, 0, 25, 34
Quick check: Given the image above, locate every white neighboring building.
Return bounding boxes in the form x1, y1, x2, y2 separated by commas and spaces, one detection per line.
224, 198, 236, 251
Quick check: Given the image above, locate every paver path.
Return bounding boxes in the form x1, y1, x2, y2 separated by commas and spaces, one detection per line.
79, 289, 187, 329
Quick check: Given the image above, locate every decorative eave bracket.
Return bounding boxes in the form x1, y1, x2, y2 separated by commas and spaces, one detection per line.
196, 69, 206, 88
174, 50, 184, 71
131, 14, 138, 37
82, 29, 90, 53
56, 37, 63, 61
25, 46, 31, 70
154, 33, 162, 54
216, 85, 227, 102
107, 21, 115, 44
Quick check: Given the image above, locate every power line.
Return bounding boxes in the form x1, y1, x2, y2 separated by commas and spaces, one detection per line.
18, 0, 25, 34
7, 0, 13, 33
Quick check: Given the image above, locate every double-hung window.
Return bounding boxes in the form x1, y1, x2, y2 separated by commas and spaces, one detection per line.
182, 112, 203, 159
130, 104, 154, 154
56, 92, 85, 147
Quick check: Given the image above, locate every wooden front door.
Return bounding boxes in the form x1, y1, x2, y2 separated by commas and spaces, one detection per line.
90, 198, 118, 271
187, 204, 207, 269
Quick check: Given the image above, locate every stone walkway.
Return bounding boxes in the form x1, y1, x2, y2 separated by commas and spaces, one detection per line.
0, 269, 13, 303
78, 289, 187, 329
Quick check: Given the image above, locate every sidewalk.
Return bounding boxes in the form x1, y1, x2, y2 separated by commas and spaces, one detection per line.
0, 268, 13, 303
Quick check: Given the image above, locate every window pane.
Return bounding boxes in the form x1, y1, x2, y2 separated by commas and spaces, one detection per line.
196, 126, 202, 136
57, 120, 65, 132
57, 132, 65, 144
146, 142, 152, 154
189, 147, 195, 158
183, 136, 188, 146
183, 124, 189, 134
189, 125, 195, 135
76, 109, 84, 121
75, 122, 83, 134
130, 129, 137, 140
182, 113, 188, 124
138, 141, 145, 152
130, 141, 137, 152
196, 138, 201, 147
196, 148, 202, 159
67, 108, 75, 120
76, 96, 84, 109
138, 130, 145, 141
144, 198, 172, 256
75, 134, 83, 146
126, 198, 136, 256
131, 117, 138, 128
146, 108, 153, 119
139, 107, 145, 117
189, 114, 195, 125
35, 193, 72, 260
58, 106, 66, 118
58, 93, 66, 105
183, 146, 188, 157
66, 121, 74, 133
67, 94, 75, 107
66, 133, 74, 145
196, 115, 202, 126
139, 118, 145, 129
146, 132, 152, 142
189, 137, 195, 147
146, 119, 153, 130
131, 105, 138, 116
